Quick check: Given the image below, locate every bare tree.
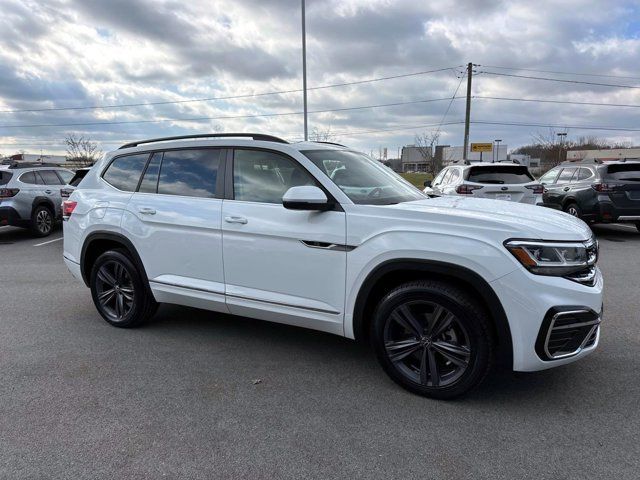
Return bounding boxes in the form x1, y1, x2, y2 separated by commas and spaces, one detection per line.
64, 134, 102, 165
309, 126, 339, 143
414, 130, 441, 174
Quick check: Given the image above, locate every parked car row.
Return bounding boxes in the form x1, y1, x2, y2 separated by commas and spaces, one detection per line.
422, 159, 640, 232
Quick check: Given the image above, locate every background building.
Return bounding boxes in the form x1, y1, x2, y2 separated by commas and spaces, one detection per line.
400, 145, 431, 172
3, 153, 68, 165
566, 148, 640, 162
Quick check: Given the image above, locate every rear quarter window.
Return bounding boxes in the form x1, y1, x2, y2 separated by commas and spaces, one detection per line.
102, 154, 149, 191
0, 171, 13, 185
606, 164, 640, 182
467, 166, 534, 184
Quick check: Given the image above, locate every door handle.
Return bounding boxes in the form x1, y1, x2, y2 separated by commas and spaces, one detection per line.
563, 187, 570, 191
45, 189, 53, 194
138, 207, 156, 215
225, 216, 248, 224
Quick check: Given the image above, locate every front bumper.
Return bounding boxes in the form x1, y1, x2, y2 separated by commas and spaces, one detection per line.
490, 266, 604, 372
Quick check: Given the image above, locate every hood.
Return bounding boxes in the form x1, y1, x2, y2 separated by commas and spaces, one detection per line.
382, 196, 592, 241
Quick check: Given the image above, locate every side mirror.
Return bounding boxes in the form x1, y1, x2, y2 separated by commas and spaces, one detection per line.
423, 180, 432, 187
283, 186, 332, 211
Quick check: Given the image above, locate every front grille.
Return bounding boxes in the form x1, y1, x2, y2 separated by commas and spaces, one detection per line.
536, 309, 601, 360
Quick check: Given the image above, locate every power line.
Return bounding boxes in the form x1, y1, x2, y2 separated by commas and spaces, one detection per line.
0, 96, 460, 129
478, 71, 640, 89
433, 76, 465, 141
474, 96, 640, 108
480, 65, 640, 82
472, 120, 640, 132
0, 66, 459, 114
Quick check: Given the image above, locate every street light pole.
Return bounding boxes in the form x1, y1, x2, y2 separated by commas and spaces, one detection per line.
494, 139, 502, 163
557, 132, 567, 165
301, 0, 308, 141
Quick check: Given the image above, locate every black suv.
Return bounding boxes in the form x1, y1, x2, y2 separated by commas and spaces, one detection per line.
540, 159, 640, 231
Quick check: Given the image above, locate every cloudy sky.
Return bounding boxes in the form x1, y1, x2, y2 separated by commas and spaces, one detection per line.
0, 0, 639, 157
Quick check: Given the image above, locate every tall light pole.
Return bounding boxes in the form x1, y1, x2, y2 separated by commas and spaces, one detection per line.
557, 132, 567, 165
301, 0, 308, 141
494, 139, 502, 162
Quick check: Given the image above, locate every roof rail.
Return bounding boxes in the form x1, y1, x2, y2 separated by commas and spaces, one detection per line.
119, 133, 289, 150
562, 158, 602, 165
6, 162, 64, 169
451, 159, 471, 165
312, 141, 348, 148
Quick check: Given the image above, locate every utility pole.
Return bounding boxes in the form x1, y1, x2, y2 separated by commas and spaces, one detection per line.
494, 139, 502, 162
301, 0, 308, 141
462, 62, 473, 161
557, 132, 567, 165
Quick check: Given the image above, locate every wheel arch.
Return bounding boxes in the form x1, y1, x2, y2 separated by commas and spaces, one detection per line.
352, 259, 513, 368
31, 196, 56, 216
80, 232, 150, 289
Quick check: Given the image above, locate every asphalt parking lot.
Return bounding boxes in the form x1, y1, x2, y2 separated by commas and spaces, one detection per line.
0, 223, 639, 479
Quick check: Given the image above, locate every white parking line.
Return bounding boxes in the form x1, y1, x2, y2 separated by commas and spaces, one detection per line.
33, 237, 63, 247
612, 224, 638, 231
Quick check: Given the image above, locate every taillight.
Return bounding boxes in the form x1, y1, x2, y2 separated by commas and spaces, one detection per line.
591, 183, 617, 192
0, 188, 19, 198
456, 184, 483, 195
526, 184, 544, 195
62, 200, 77, 220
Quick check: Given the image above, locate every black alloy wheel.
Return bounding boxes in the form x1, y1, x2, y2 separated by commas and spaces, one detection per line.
371, 281, 493, 399
90, 250, 158, 327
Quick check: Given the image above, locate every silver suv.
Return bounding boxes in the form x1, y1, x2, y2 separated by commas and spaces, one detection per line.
0, 163, 74, 236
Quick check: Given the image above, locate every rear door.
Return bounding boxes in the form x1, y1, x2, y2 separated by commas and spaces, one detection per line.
465, 165, 536, 203
38, 170, 65, 216
604, 163, 640, 213
122, 148, 227, 313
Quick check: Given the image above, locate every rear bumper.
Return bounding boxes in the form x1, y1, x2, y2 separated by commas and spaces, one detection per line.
594, 200, 640, 223
0, 206, 28, 227
63, 255, 83, 282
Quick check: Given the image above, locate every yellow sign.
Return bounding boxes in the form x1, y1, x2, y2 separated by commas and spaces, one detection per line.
471, 143, 493, 152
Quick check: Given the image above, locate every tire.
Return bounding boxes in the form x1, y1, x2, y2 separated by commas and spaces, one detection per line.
370, 280, 493, 399
564, 202, 582, 219
30, 205, 54, 237
90, 249, 158, 328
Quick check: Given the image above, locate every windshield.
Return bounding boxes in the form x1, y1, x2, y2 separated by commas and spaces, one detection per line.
467, 165, 534, 184
302, 149, 425, 205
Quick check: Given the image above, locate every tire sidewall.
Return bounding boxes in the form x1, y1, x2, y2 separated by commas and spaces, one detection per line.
371, 283, 491, 399
31, 205, 54, 237
90, 250, 148, 327
564, 203, 582, 218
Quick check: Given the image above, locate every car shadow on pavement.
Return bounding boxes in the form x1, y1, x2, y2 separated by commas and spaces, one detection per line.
145, 303, 582, 404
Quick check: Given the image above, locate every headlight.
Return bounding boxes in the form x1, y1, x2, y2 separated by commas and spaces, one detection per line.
504, 238, 598, 277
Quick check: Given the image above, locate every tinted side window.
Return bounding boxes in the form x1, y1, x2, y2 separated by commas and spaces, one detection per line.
18, 172, 36, 184
233, 149, 315, 204
56, 170, 74, 184
557, 168, 576, 183
39, 170, 63, 185
103, 154, 149, 192
157, 149, 220, 198
138, 152, 162, 193
577, 168, 593, 181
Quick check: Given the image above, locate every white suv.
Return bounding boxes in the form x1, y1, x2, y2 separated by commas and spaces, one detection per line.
62, 134, 603, 399
424, 161, 543, 204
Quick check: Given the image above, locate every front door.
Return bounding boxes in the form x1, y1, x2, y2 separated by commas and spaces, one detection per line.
221, 148, 346, 335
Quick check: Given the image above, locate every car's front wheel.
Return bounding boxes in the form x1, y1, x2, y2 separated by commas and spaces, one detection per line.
90, 250, 158, 328
564, 202, 582, 219
371, 281, 493, 399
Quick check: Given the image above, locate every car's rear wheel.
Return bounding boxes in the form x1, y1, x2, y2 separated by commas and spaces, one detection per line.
30, 205, 54, 237
564, 202, 582, 219
90, 250, 157, 328
371, 281, 493, 399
